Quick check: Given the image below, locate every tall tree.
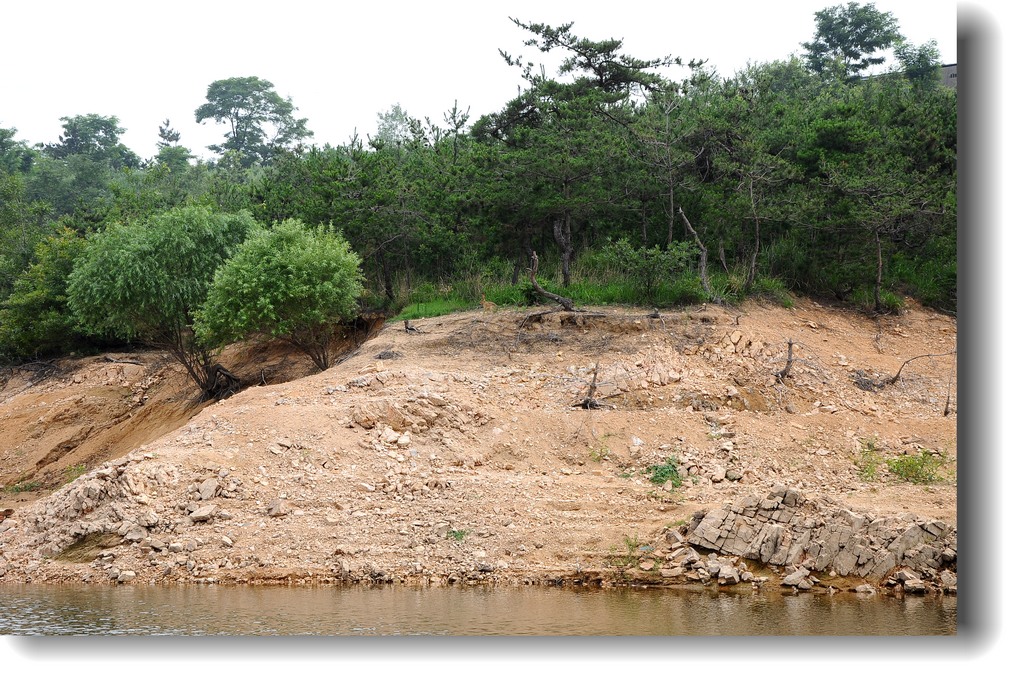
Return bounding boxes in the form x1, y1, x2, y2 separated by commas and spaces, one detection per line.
44, 114, 139, 169
68, 206, 257, 398
195, 76, 312, 167
893, 39, 943, 87
802, 2, 903, 80
494, 19, 691, 286
0, 127, 36, 174
157, 118, 182, 148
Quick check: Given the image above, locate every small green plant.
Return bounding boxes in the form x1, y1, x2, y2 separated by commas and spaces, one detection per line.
593, 239, 696, 304
3, 481, 40, 493
63, 464, 87, 483
856, 438, 883, 481
645, 456, 682, 489
446, 529, 470, 542
608, 533, 643, 569
588, 445, 610, 462
886, 451, 949, 484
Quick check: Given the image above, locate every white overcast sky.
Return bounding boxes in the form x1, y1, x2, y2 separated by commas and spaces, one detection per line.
0, 1, 963, 161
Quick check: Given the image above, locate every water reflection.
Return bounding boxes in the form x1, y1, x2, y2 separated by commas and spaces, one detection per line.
0, 584, 956, 636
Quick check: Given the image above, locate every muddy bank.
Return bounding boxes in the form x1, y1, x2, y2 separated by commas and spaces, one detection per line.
0, 301, 957, 596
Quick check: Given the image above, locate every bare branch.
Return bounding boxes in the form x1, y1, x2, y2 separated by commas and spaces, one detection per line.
528, 251, 576, 311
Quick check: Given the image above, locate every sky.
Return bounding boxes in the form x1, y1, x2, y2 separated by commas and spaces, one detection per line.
3, 0, 961, 162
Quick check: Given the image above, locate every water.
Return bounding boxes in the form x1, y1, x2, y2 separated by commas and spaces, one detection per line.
0, 584, 956, 636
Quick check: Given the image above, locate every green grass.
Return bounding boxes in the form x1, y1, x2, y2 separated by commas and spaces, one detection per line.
383, 247, 908, 322
645, 457, 683, 489
856, 438, 884, 481
446, 529, 470, 542
395, 298, 478, 320
886, 451, 950, 484
849, 286, 905, 314
749, 276, 795, 308
63, 464, 87, 483
608, 533, 643, 569
3, 481, 40, 494
856, 438, 951, 484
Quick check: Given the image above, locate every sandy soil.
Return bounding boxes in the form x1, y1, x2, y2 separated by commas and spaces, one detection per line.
0, 298, 957, 587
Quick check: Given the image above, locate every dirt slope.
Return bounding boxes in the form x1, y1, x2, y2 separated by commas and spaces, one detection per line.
0, 298, 957, 586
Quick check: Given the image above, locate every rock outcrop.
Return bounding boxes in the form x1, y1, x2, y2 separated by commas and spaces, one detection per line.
658, 484, 957, 594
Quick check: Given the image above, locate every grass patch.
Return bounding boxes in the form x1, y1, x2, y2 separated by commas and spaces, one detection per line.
608, 533, 643, 569
849, 286, 905, 314
749, 276, 795, 308
64, 464, 88, 483
446, 529, 470, 542
3, 481, 40, 494
856, 438, 884, 481
395, 298, 477, 320
886, 451, 950, 484
645, 457, 683, 489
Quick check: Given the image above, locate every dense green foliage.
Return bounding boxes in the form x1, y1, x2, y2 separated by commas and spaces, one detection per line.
0, 5, 956, 371
0, 227, 88, 360
195, 219, 364, 371
66, 206, 257, 396
802, 2, 903, 80
195, 76, 312, 168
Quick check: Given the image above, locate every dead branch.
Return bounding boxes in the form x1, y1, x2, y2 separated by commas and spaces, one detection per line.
884, 349, 957, 386
529, 251, 576, 312
646, 309, 667, 330
944, 350, 955, 416
775, 338, 795, 380
678, 208, 714, 301
103, 356, 143, 365
572, 362, 608, 409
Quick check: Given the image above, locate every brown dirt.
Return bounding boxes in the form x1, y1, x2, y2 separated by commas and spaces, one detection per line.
0, 298, 957, 587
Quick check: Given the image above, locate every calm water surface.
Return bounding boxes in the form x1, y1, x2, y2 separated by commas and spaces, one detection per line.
0, 584, 956, 636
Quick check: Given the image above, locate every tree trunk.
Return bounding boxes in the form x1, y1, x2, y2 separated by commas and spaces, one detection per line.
744, 178, 761, 292
873, 228, 883, 312
553, 217, 573, 287
528, 251, 575, 311
679, 208, 712, 298
377, 251, 395, 302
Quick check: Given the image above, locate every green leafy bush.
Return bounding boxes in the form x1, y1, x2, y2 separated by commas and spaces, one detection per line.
886, 451, 949, 484
594, 239, 695, 303
68, 205, 257, 397
856, 438, 883, 481
0, 227, 88, 361
645, 456, 683, 489
195, 219, 364, 371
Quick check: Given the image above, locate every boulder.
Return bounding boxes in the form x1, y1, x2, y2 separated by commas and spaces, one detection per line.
198, 478, 220, 501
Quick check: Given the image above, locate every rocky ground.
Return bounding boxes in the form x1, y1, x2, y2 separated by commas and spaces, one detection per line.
0, 298, 957, 595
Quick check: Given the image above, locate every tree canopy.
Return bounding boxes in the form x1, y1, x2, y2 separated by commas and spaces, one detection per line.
802, 2, 903, 79
1, 7, 957, 369
195, 219, 364, 371
67, 206, 257, 397
195, 76, 312, 167
44, 114, 140, 170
